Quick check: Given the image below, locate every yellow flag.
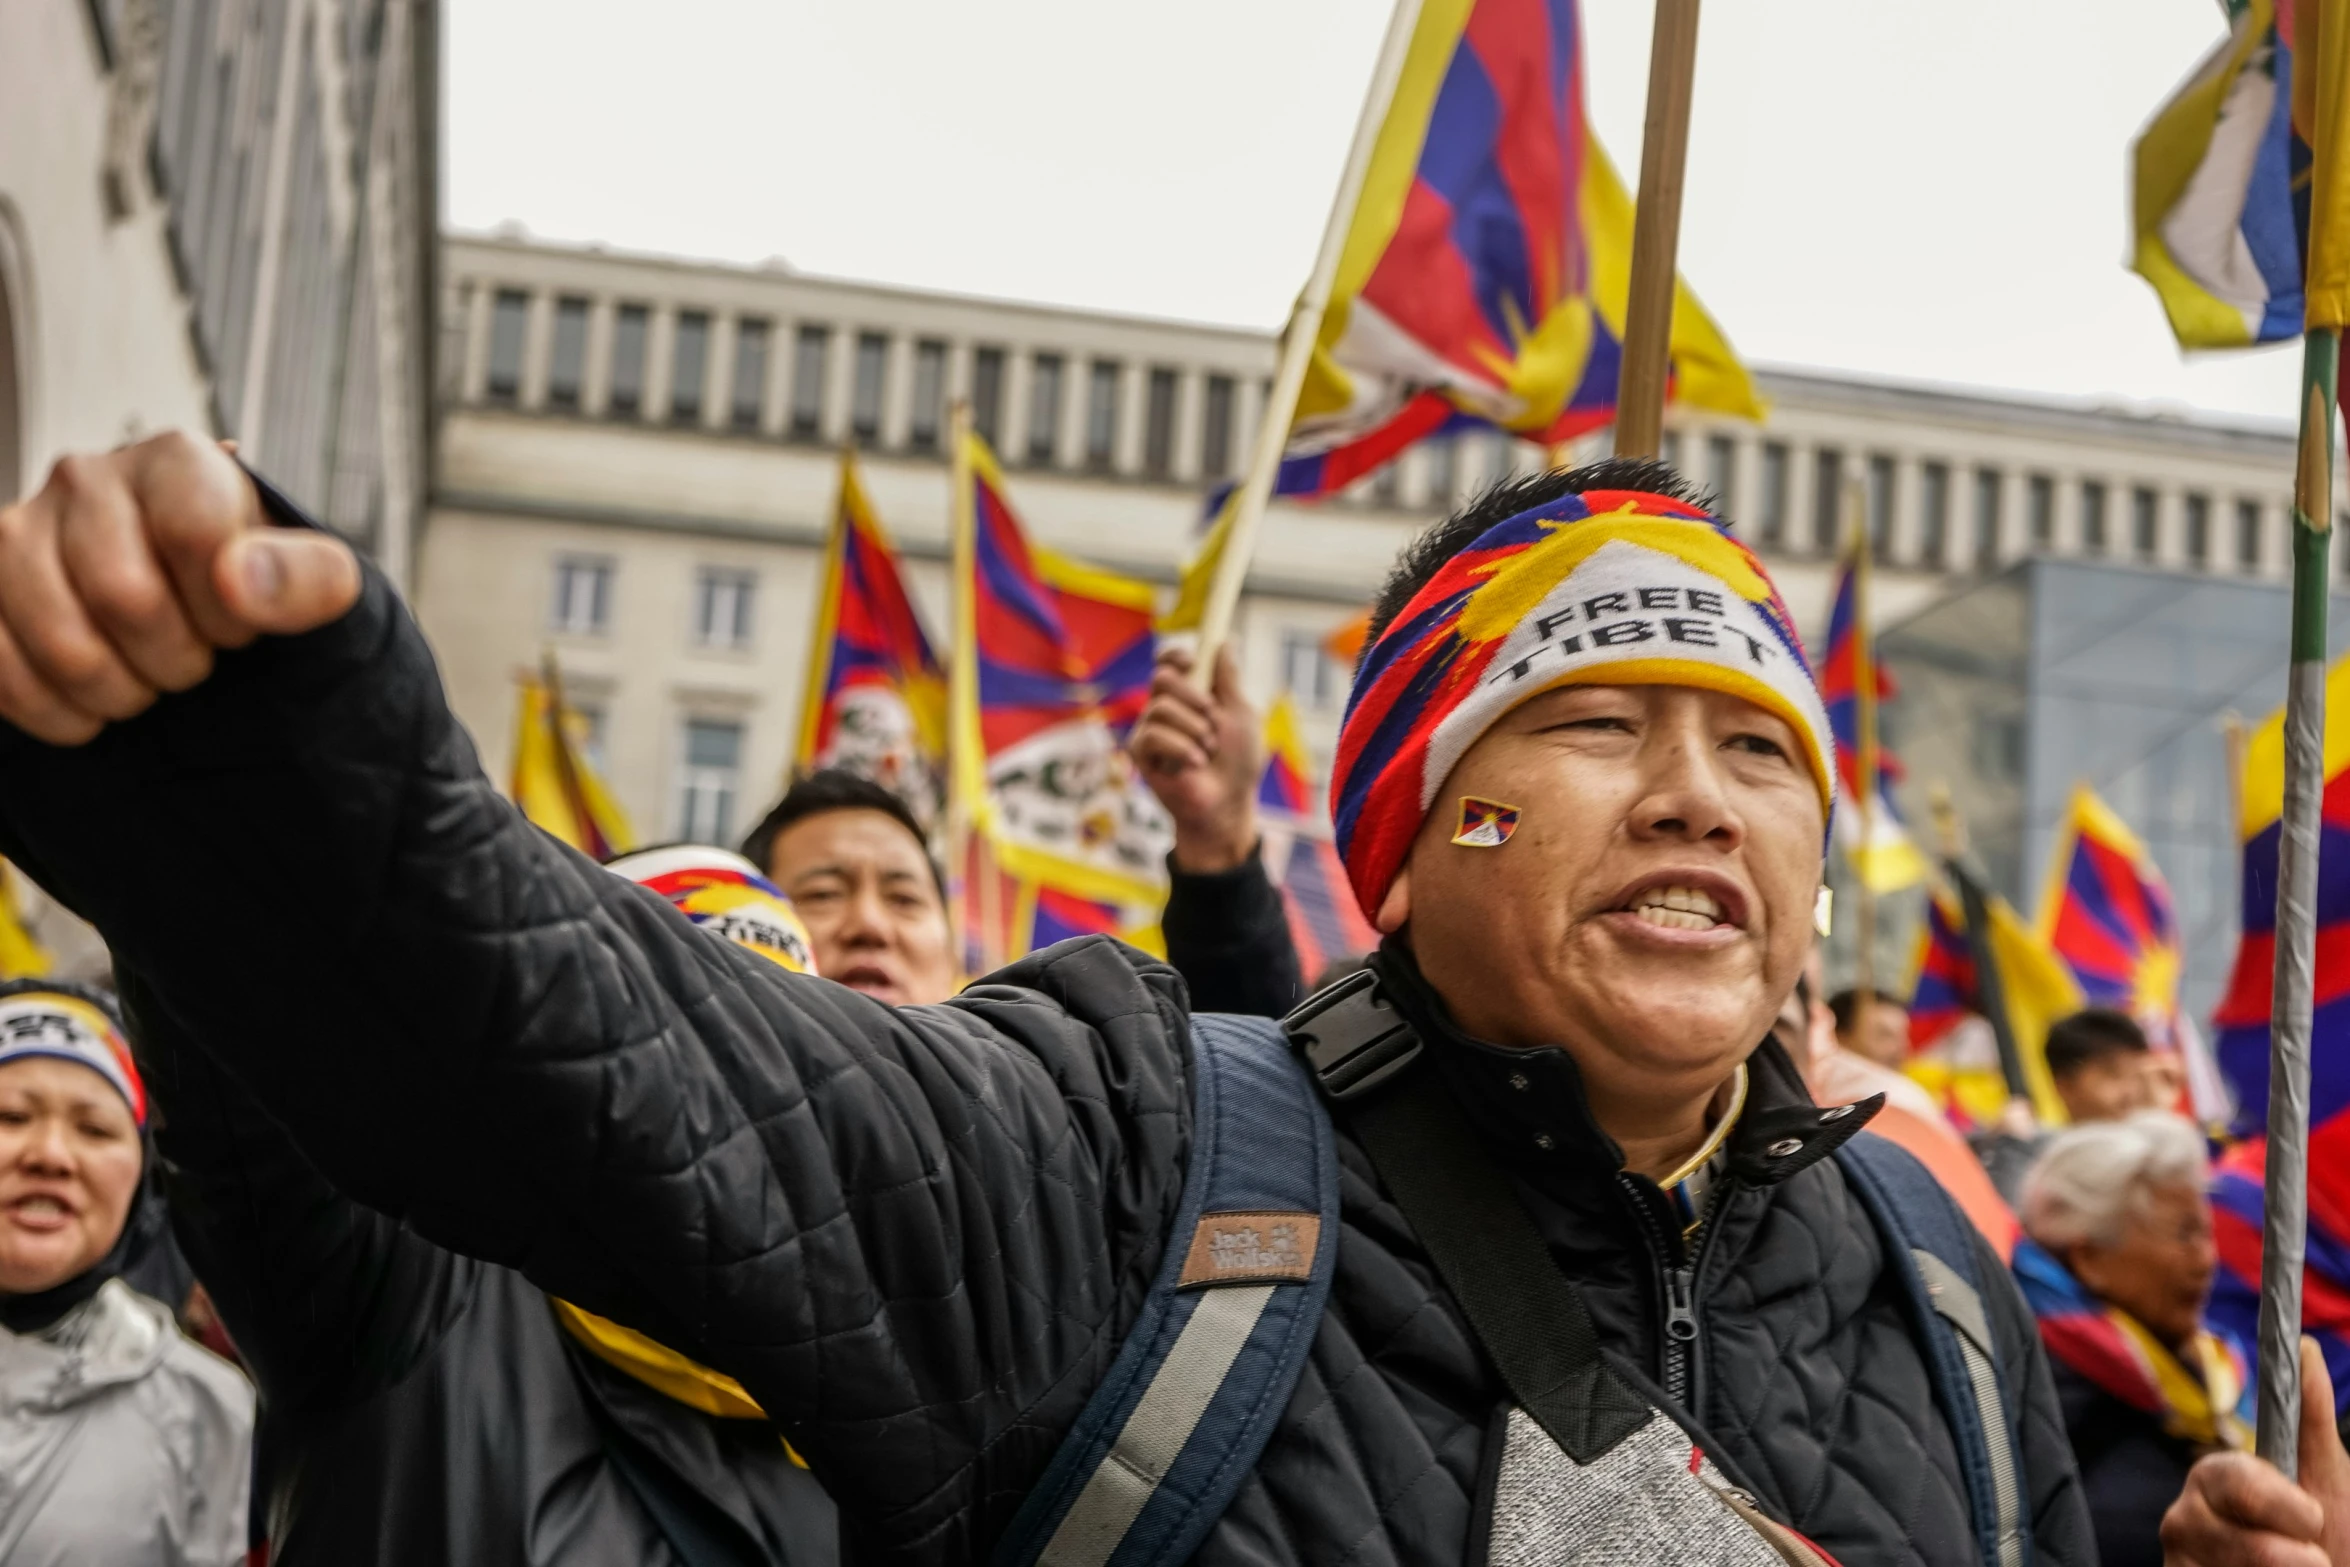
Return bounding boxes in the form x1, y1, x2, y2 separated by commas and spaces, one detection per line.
510, 672, 635, 859
2303, 0, 2350, 326
0, 860, 49, 980
1982, 892, 2086, 1127
1158, 491, 1238, 635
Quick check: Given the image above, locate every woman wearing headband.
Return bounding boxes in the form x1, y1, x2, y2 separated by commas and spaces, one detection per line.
0, 978, 251, 1566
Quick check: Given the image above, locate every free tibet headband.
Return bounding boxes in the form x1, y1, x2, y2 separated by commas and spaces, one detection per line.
1329, 489, 1836, 920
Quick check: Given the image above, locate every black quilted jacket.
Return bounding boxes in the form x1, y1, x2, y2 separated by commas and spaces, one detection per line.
0, 547, 2092, 1567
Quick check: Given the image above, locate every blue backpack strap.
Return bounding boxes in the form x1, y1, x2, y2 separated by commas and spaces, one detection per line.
993, 1012, 1339, 1567
1835, 1131, 2029, 1567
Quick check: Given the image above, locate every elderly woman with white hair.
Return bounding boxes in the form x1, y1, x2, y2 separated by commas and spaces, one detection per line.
2014, 1111, 2250, 1567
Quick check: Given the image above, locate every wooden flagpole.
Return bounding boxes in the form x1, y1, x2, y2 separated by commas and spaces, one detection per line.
946, 400, 981, 972
1612, 0, 1703, 460
1195, 0, 1429, 667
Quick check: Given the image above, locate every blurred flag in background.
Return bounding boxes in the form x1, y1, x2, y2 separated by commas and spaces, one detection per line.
795, 451, 946, 824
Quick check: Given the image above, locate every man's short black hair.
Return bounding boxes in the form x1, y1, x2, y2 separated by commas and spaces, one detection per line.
1363, 458, 1712, 654
2043, 1007, 2149, 1080
1826, 987, 1908, 1036
738, 769, 943, 898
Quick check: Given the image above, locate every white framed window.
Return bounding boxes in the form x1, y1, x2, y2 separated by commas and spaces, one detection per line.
676, 719, 744, 844
1282, 629, 1343, 712
550, 556, 614, 636
693, 567, 756, 650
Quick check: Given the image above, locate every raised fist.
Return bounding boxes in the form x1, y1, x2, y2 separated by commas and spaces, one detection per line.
0, 431, 360, 744
1130, 644, 1262, 874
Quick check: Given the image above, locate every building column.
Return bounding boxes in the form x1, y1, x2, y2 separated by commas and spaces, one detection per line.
1785, 441, 1817, 559
1058, 355, 1088, 468
519, 289, 554, 410
1114, 361, 1147, 475
820, 323, 856, 445
880, 333, 915, 450
704, 314, 737, 432
1886, 454, 1922, 568
581, 295, 615, 418
1171, 369, 1203, 484
1000, 351, 1033, 463
642, 306, 676, 426
459, 282, 493, 404
760, 317, 792, 438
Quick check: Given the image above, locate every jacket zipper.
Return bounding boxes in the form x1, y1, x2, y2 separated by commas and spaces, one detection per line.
1617, 1172, 1728, 1409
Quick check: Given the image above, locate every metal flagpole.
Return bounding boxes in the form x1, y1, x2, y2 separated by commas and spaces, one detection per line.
2261, 0, 2350, 1469
1612, 0, 1702, 460
1194, 0, 1428, 667
2255, 327, 2337, 1470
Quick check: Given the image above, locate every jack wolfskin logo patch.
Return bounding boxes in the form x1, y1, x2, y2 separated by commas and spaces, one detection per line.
1178, 1211, 1320, 1288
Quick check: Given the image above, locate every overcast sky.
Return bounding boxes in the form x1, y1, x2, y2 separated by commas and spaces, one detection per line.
447, 0, 2302, 427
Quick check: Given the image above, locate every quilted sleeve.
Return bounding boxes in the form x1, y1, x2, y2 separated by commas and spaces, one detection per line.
1975, 1227, 2096, 1566
119, 967, 488, 1417
0, 552, 1195, 1560
1160, 844, 1306, 1017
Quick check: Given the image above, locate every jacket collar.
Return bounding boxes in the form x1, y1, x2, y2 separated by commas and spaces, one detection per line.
1366, 942, 1879, 1196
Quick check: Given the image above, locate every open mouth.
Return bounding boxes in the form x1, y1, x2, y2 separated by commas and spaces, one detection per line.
1621, 884, 1732, 932
7, 1193, 75, 1229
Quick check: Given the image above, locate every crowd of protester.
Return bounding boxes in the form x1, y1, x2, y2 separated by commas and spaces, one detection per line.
0, 434, 2333, 1564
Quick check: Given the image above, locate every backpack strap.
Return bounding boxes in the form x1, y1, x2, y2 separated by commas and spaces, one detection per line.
993, 1012, 1340, 1567
1835, 1132, 2030, 1567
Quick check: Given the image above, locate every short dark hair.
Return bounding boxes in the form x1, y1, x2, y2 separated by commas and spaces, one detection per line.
1363, 458, 1713, 654
2043, 1008, 2149, 1080
1826, 987, 1907, 1036
738, 769, 943, 897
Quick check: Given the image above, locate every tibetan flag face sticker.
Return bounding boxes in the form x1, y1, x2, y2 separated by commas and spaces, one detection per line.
1451, 796, 1522, 849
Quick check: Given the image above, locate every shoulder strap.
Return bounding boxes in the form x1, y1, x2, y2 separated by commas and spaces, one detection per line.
993, 1011, 1340, 1567
1834, 1132, 2030, 1567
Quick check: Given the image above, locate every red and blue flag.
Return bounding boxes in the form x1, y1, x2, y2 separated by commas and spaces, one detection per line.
1257, 696, 1379, 979
2205, 658, 2350, 1411
796, 451, 945, 821
1909, 890, 1977, 1050
1280, 0, 1759, 500
1815, 548, 1926, 890
2035, 784, 2183, 1034
950, 432, 1169, 970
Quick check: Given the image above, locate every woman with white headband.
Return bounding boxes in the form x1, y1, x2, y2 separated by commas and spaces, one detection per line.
0, 978, 251, 1566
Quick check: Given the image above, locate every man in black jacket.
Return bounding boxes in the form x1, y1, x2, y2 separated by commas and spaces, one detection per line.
0, 431, 2285, 1564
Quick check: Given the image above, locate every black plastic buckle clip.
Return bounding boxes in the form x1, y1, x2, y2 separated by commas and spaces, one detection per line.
1282, 968, 1421, 1102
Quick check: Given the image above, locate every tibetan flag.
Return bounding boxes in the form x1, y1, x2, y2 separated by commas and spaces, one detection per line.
1816, 549, 1928, 892
1257, 695, 1380, 978
951, 431, 1171, 966
2211, 652, 2350, 1139
2130, 0, 2308, 348
510, 665, 635, 861
0, 859, 49, 980
795, 451, 946, 823
1277, 0, 1760, 499
1903, 874, 2080, 1126
2208, 1136, 2350, 1415
2035, 784, 2184, 1034
1909, 888, 1977, 1050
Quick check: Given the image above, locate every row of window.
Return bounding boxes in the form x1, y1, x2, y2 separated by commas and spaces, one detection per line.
1662, 430, 2277, 574
552, 557, 756, 649
479, 286, 1262, 480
